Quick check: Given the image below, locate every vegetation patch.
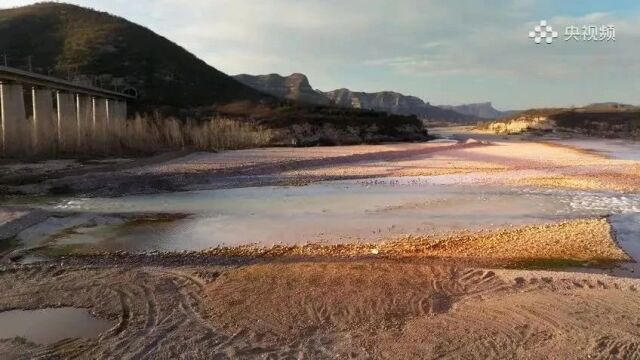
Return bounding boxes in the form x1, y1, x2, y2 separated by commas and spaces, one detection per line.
121, 213, 190, 227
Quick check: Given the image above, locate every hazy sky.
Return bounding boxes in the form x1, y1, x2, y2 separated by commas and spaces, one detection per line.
3, 0, 640, 109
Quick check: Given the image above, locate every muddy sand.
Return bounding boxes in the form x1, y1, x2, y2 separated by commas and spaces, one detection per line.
1, 133, 640, 358
0, 260, 639, 359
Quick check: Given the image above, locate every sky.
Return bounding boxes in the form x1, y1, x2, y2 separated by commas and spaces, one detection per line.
2, 0, 640, 110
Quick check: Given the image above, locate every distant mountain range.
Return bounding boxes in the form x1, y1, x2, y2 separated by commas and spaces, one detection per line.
325, 89, 479, 122
581, 102, 638, 111
234, 73, 481, 123
438, 102, 517, 119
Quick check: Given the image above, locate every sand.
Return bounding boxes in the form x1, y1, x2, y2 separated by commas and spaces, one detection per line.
1, 133, 640, 358
513, 169, 640, 193
202, 219, 630, 266
0, 260, 638, 359
2, 135, 637, 197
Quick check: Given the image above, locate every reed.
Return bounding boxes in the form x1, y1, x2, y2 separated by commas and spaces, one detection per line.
117, 115, 274, 154
9, 114, 274, 159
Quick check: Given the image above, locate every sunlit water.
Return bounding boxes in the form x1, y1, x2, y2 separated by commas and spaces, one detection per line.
34, 178, 640, 252
0, 307, 112, 345
551, 138, 640, 160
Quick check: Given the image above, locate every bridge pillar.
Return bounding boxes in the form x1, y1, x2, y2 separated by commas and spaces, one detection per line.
92, 97, 108, 153
0, 82, 28, 157
32, 87, 56, 156
119, 101, 127, 148
56, 91, 77, 153
76, 94, 92, 152
112, 100, 127, 123
117, 100, 127, 121
106, 99, 123, 153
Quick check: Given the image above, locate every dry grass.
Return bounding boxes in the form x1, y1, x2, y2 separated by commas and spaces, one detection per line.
8, 114, 275, 158
117, 115, 274, 154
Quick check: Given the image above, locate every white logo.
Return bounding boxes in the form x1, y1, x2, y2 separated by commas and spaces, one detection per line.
529, 20, 558, 44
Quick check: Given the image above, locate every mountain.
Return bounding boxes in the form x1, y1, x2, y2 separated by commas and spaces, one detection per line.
326, 89, 425, 113
234, 73, 328, 105
0, 2, 268, 108
325, 88, 476, 122
439, 102, 515, 119
234, 73, 477, 123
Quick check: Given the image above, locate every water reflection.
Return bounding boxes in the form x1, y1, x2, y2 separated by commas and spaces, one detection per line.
0, 307, 112, 345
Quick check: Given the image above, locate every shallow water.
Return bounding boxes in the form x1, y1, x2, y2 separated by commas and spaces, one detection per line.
0, 307, 112, 345
552, 139, 640, 160
34, 179, 640, 252
609, 214, 640, 273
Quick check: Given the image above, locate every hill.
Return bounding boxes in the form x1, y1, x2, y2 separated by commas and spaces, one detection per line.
477, 107, 640, 138
234, 73, 478, 123
0, 2, 268, 108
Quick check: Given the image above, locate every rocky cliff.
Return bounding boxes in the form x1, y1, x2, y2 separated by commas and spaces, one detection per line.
235, 73, 478, 122
234, 73, 329, 105
326, 89, 422, 113
325, 88, 476, 122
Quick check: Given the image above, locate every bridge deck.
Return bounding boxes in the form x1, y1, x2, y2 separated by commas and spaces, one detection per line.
0, 66, 135, 100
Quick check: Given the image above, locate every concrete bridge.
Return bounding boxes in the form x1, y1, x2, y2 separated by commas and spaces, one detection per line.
0, 66, 135, 158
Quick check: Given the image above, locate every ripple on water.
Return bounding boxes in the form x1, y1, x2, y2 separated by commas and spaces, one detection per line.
568, 193, 640, 214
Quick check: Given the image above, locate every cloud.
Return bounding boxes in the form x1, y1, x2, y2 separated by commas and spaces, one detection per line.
363, 10, 640, 84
